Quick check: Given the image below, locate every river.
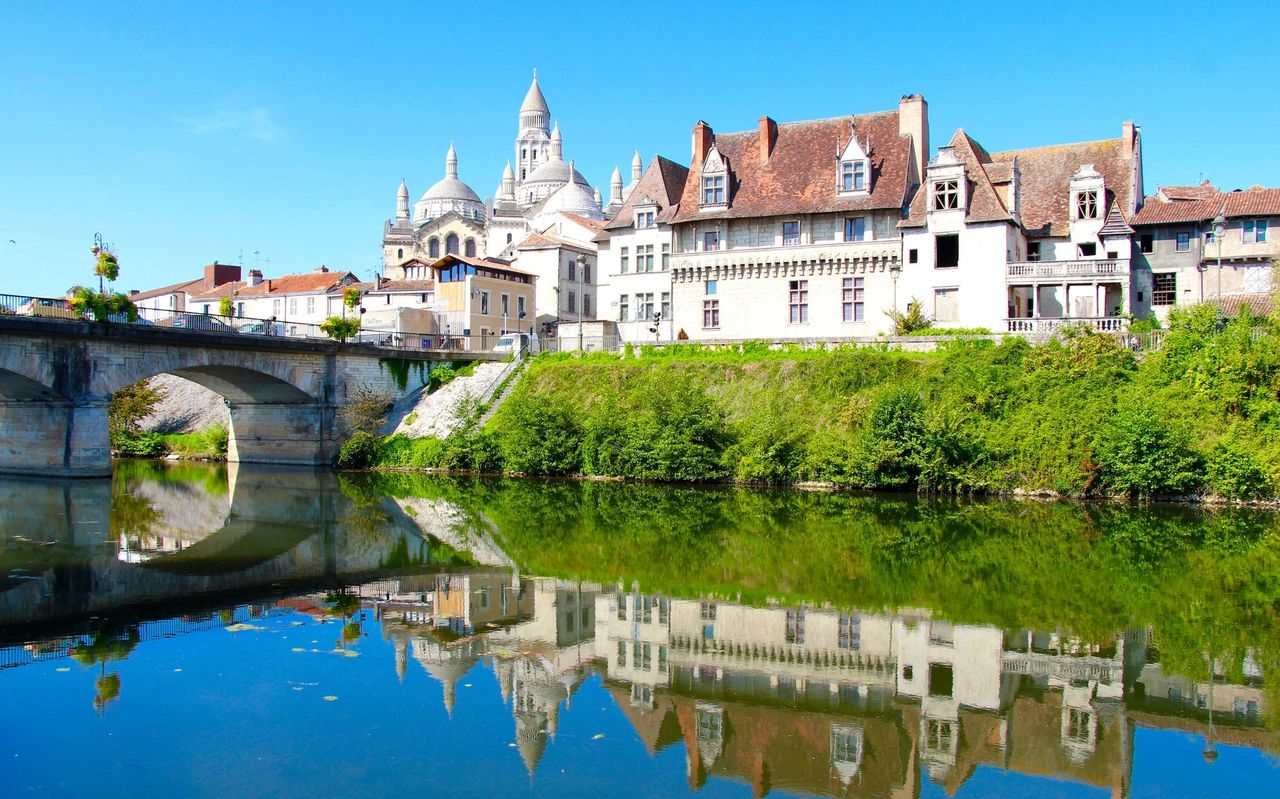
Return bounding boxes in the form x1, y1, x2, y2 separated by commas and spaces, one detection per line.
0, 461, 1277, 797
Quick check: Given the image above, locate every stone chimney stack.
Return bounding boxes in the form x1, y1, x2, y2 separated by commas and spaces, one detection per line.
758, 116, 777, 160
692, 121, 714, 164
247, 269, 263, 286
898, 94, 930, 184
204, 261, 242, 287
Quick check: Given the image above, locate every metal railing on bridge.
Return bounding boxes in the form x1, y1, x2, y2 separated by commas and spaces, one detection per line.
0, 293, 498, 353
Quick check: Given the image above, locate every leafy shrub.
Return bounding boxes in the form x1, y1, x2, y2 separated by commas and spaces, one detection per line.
498, 394, 581, 475
723, 408, 804, 484
428, 364, 458, 392
337, 431, 381, 469
857, 387, 928, 489
113, 432, 167, 457
1204, 436, 1271, 499
1096, 404, 1200, 497
320, 315, 361, 342
440, 429, 501, 472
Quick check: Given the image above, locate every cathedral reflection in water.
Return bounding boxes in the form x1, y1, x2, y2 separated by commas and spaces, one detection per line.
349, 570, 1271, 797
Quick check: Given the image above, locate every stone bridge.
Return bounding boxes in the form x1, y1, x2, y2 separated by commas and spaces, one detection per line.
0, 316, 499, 476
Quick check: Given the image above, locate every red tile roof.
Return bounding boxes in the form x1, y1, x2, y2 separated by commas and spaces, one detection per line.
130, 277, 206, 302
670, 110, 914, 223
1159, 181, 1218, 201
558, 212, 608, 233
603, 156, 689, 232
431, 253, 534, 276
902, 129, 1011, 227
990, 136, 1138, 237
1131, 185, 1280, 227
189, 270, 357, 300
515, 231, 593, 252
1222, 292, 1273, 318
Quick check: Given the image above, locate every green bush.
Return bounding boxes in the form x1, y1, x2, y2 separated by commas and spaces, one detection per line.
428, 364, 458, 392
1096, 404, 1200, 497
857, 387, 928, 489
497, 394, 581, 475
113, 432, 167, 457
1204, 435, 1271, 500
337, 431, 381, 469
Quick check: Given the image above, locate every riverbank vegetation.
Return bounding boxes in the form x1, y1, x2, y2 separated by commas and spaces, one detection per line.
359, 304, 1280, 500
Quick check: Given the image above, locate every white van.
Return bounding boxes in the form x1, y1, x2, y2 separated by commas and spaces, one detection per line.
492, 332, 539, 355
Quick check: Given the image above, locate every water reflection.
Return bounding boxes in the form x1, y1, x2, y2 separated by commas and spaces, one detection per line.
1, 463, 1276, 797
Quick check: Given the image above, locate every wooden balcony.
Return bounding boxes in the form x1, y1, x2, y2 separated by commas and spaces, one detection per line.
1006, 258, 1128, 281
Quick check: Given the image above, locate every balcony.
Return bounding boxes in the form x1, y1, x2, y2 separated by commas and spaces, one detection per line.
1006, 258, 1128, 281
670, 239, 900, 278
1006, 317, 1128, 334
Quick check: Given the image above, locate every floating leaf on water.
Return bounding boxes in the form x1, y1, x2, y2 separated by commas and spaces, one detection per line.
291, 648, 306, 653
323, 695, 338, 702
592, 734, 605, 740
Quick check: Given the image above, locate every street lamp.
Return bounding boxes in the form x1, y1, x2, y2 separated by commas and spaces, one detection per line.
889, 261, 903, 322
576, 253, 586, 352
1212, 212, 1226, 322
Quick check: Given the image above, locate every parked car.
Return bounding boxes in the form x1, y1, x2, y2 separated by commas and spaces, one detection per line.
18, 298, 82, 320
238, 319, 283, 336
492, 332, 539, 355
167, 313, 238, 334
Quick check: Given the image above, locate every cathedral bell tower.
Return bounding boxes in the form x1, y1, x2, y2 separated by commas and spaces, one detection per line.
515, 70, 551, 187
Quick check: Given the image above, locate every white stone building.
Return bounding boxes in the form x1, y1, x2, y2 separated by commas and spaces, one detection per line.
188, 266, 360, 334
595, 155, 689, 344
513, 212, 603, 334
667, 96, 929, 340
898, 122, 1143, 333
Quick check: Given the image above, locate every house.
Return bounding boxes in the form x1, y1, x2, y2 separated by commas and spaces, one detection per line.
1130, 182, 1279, 320
667, 95, 928, 340
595, 155, 689, 343
512, 212, 602, 335
900, 122, 1143, 333
429, 253, 537, 350
130, 262, 241, 322
187, 266, 360, 334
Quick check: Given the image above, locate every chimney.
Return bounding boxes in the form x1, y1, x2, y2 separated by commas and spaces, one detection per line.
317, 264, 329, 273
1122, 121, 1142, 212
265, 278, 272, 292
898, 94, 930, 184
247, 269, 263, 286
204, 261, 242, 287
758, 116, 777, 160
1121, 120, 1137, 161
692, 121, 714, 163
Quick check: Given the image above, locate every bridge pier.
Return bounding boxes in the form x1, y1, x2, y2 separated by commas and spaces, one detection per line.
226, 403, 335, 467
0, 398, 111, 477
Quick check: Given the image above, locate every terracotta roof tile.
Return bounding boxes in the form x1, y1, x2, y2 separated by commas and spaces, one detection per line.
990, 137, 1137, 237
1222, 292, 1273, 318
367, 279, 436, 293
1132, 185, 1280, 226
516, 231, 592, 252
130, 277, 206, 302
1223, 187, 1280, 217
670, 110, 913, 223
1158, 181, 1218, 201
558, 212, 608, 232
431, 253, 534, 276
189, 270, 356, 300
604, 156, 689, 231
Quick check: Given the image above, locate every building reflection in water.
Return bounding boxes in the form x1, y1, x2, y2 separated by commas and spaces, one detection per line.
341, 572, 1272, 797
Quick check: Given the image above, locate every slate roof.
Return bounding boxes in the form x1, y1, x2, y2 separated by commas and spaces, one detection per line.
990, 136, 1138, 237
603, 155, 689, 232
670, 110, 914, 223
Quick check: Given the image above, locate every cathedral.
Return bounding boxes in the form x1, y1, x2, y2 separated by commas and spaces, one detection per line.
381, 73, 606, 280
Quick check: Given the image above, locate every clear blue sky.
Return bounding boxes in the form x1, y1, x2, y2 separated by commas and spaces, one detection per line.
1, 1, 1275, 297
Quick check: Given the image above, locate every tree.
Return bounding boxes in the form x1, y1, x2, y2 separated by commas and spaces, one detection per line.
321, 315, 361, 342
109, 379, 166, 438
219, 295, 234, 319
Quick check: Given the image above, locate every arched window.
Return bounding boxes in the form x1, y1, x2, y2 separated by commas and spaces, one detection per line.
446, 234, 459, 255
506, 233, 512, 243
428, 237, 440, 258
465, 238, 476, 257
396, 248, 403, 259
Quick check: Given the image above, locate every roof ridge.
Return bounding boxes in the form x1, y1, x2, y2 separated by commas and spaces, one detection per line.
989, 136, 1123, 159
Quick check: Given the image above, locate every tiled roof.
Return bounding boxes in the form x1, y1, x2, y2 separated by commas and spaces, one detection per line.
670, 110, 914, 223
1222, 292, 1273, 318
1098, 203, 1134, 237
990, 136, 1137, 237
1131, 185, 1280, 226
901, 129, 1010, 228
1158, 181, 1218, 201
603, 156, 689, 231
368, 279, 436, 293
558, 212, 608, 233
515, 231, 592, 252
431, 253, 534, 276
130, 277, 205, 302
189, 270, 357, 300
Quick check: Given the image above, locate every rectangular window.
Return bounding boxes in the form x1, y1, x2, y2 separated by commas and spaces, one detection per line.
840, 161, 854, 191
661, 243, 670, 270
501, 294, 510, 317
936, 234, 959, 268
1152, 272, 1176, 306
785, 609, 805, 645
704, 230, 719, 251
616, 640, 626, 666
788, 279, 809, 323
617, 597, 627, 621
289, 298, 298, 315
567, 290, 576, 313
1079, 242, 1097, 257
908, 248, 918, 264
584, 293, 592, 317
844, 217, 866, 242
703, 300, 720, 328
1175, 232, 1191, 252
934, 287, 959, 323
584, 263, 592, 283
1027, 241, 1041, 262
1076, 189, 1099, 219
933, 179, 959, 210
306, 296, 315, 315
517, 296, 526, 318
637, 244, 654, 272
637, 293, 654, 320
620, 246, 629, 273
854, 161, 866, 190
929, 663, 955, 698
480, 292, 490, 315
842, 277, 864, 322
618, 295, 629, 321
567, 259, 576, 281
700, 602, 716, 620
636, 210, 655, 228
702, 174, 725, 204
660, 291, 670, 319
1244, 219, 1269, 243
782, 221, 800, 246
705, 280, 717, 295
1139, 234, 1154, 253
838, 615, 861, 650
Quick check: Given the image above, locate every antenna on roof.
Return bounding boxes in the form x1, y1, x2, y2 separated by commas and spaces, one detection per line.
237, 248, 243, 266
254, 250, 260, 269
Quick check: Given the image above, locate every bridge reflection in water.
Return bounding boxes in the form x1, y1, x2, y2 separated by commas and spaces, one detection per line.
0, 464, 1274, 797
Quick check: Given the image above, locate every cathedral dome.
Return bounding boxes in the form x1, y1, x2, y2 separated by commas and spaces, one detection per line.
524, 156, 588, 188
417, 144, 485, 223
421, 176, 482, 204
531, 179, 604, 226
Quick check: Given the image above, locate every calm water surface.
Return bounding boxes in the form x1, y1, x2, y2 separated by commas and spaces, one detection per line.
1, 462, 1277, 798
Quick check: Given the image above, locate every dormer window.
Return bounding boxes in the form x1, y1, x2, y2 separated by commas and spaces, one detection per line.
1076, 189, 1100, 219
702, 175, 725, 205
933, 179, 959, 210
635, 209, 656, 228
840, 161, 867, 192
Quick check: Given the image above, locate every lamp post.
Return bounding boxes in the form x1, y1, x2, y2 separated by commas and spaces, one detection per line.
889, 261, 903, 324
576, 254, 586, 353
1212, 212, 1226, 323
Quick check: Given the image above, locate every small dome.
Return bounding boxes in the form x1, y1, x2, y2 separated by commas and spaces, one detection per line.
520, 75, 549, 115
502, 161, 514, 180
524, 157, 588, 188
538, 180, 604, 220
397, 179, 409, 198
421, 177, 483, 204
